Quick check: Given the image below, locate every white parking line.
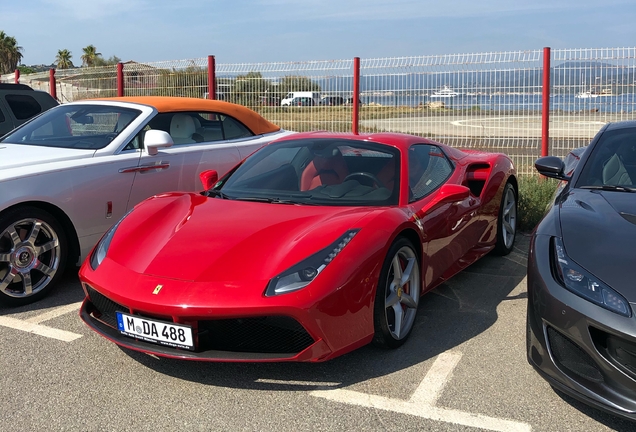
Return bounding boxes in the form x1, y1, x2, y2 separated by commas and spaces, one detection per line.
0, 302, 83, 342
311, 351, 532, 432
26, 301, 83, 324
0, 316, 82, 342
255, 379, 340, 387
409, 351, 462, 406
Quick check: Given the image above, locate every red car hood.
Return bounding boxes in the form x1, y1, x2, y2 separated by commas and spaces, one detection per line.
107, 193, 375, 283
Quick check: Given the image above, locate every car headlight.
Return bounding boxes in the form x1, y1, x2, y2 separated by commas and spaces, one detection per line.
265, 229, 359, 296
89, 210, 133, 270
552, 237, 631, 317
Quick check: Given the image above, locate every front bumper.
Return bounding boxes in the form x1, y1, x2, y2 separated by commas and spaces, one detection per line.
78, 256, 377, 362
527, 234, 636, 420
80, 296, 332, 362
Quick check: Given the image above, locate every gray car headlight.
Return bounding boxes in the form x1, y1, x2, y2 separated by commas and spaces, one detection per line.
265, 229, 359, 296
552, 237, 631, 317
89, 210, 132, 270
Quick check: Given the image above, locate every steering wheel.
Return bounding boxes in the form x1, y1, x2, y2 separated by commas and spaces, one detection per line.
344, 172, 385, 188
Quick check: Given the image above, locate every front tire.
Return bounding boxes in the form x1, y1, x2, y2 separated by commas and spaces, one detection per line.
0, 207, 68, 306
493, 181, 517, 256
373, 237, 421, 349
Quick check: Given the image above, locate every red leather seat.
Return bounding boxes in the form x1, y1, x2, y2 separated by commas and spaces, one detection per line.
300, 152, 349, 191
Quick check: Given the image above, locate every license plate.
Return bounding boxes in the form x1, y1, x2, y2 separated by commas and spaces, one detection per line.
116, 311, 194, 350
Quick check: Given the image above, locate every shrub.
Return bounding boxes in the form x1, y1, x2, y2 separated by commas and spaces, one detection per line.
517, 175, 560, 232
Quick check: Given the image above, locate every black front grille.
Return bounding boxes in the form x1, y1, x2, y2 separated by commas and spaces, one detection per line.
86, 285, 127, 328
547, 326, 604, 383
590, 327, 636, 380
197, 316, 314, 354
85, 286, 315, 356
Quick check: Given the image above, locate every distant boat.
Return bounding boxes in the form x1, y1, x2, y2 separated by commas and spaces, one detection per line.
431, 85, 459, 98
575, 90, 599, 99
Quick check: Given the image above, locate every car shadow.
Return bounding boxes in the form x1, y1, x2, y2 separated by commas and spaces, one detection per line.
118, 236, 530, 391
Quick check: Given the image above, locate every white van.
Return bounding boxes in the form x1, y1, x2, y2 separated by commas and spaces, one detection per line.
280, 91, 321, 106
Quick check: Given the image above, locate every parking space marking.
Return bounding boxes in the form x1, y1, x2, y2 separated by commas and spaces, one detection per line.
26, 301, 83, 324
256, 379, 341, 387
311, 351, 532, 432
0, 316, 82, 342
409, 351, 462, 406
0, 302, 83, 342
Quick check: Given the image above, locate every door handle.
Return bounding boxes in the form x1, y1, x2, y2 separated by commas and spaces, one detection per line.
119, 163, 170, 173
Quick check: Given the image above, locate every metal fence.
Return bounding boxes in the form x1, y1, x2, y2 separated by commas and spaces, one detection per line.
5, 47, 636, 175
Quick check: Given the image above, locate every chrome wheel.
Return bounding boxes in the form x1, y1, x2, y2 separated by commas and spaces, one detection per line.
501, 184, 517, 250
0, 217, 61, 299
373, 238, 422, 348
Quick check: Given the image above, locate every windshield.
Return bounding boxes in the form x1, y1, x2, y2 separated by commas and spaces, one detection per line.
576, 127, 636, 191
218, 138, 400, 206
1, 104, 141, 150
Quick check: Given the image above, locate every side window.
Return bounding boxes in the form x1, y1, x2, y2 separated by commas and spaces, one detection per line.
0, 107, 8, 136
122, 126, 149, 152
5, 94, 42, 120
149, 111, 254, 145
221, 115, 253, 140
408, 144, 453, 202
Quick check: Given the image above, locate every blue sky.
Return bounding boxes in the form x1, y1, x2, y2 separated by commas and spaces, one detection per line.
2, 0, 635, 66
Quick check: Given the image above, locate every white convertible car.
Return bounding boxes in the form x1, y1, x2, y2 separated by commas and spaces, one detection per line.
0, 96, 294, 305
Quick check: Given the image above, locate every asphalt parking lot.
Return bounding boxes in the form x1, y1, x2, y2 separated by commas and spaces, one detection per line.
1, 234, 634, 431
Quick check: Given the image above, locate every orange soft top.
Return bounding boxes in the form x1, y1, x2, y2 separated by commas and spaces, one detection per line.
94, 96, 281, 135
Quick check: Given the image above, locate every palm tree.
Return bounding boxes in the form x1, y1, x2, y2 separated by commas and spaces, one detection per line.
0, 31, 24, 74
55, 49, 74, 69
81, 45, 102, 67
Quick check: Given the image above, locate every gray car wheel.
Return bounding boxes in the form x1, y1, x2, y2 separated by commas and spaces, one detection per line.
0, 207, 67, 306
373, 237, 421, 349
493, 181, 517, 255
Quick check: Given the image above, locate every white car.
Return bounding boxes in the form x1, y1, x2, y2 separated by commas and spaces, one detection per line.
0, 96, 294, 305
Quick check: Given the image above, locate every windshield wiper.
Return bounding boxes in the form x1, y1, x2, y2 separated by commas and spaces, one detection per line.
205, 189, 232, 199
580, 185, 636, 193
234, 196, 314, 205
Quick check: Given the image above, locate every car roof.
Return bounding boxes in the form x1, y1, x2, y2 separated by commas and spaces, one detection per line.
91, 96, 281, 135
605, 120, 636, 131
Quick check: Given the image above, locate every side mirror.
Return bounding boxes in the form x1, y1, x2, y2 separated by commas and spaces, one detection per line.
199, 170, 219, 190
535, 156, 570, 181
436, 184, 471, 203
424, 184, 471, 210
144, 130, 174, 156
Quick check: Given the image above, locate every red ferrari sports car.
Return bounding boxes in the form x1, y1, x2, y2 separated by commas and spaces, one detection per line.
79, 131, 517, 362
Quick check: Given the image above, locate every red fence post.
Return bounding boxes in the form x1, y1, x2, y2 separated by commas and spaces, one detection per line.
117, 62, 124, 97
352, 57, 360, 134
207, 55, 216, 100
49, 68, 57, 100
14, 69, 20, 84
541, 47, 551, 157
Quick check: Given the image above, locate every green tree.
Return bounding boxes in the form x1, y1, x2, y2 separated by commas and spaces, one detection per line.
230, 71, 271, 106
95, 55, 121, 67
81, 45, 102, 67
17, 65, 35, 74
0, 31, 24, 74
55, 49, 74, 69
